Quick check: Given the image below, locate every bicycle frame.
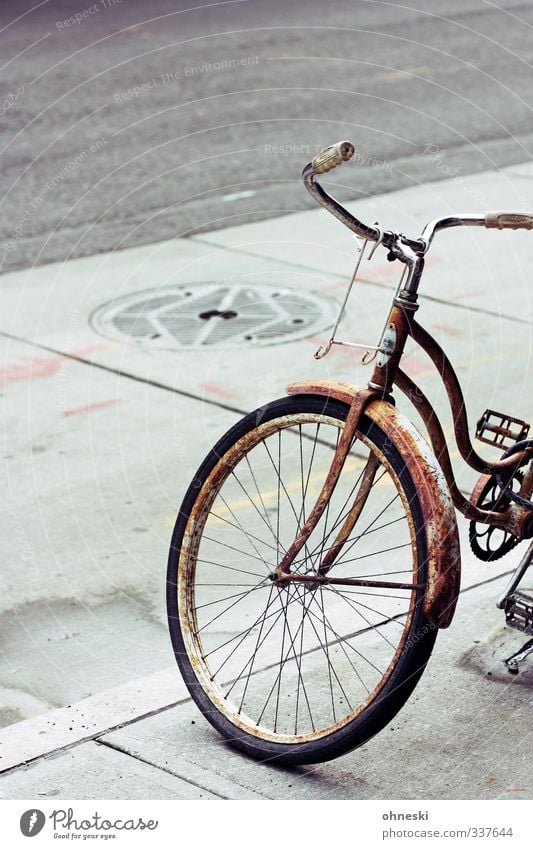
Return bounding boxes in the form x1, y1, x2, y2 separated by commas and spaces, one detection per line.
272, 145, 533, 629
167, 142, 533, 761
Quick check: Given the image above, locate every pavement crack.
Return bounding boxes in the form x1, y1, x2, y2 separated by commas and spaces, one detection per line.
94, 738, 228, 799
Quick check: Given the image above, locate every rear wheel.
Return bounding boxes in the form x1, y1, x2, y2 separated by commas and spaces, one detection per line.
167, 395, 437, 765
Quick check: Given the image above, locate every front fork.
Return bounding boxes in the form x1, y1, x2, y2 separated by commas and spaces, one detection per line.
272, 301, 414, 584
270, 386, 421, 593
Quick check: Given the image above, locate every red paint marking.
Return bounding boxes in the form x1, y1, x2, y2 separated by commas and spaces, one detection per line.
400, 354, 433, 377
201, 382, 240, 400
0, 356, 62, 387
0, 343, 115, 388
505, 788, 527, 792
431, 323, 463, 338
318, 280, 348, 294
318, 255, 441, 294
63, 399, 121, 417
450, 289, 484, 301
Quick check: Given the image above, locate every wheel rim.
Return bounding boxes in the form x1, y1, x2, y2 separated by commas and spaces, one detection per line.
176, 411, 424, 744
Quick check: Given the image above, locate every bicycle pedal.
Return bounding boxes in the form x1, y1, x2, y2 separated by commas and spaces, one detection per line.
476, 409, 530, 449
504, 590, 533, 635
503, 636, 533, 674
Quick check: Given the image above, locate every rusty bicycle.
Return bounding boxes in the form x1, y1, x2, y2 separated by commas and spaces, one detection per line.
167, 141, 533, 765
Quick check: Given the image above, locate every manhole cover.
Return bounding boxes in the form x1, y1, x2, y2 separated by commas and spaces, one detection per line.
91, 283, 335, 349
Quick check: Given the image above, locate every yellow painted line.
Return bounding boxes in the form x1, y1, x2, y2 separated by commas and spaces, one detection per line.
162, 364, 532, 531
163, 454, 394, 528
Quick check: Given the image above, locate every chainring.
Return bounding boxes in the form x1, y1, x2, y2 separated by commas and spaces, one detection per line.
469, 471, 523, 562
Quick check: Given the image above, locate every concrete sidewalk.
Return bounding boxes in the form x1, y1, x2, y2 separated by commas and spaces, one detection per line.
1, 572, 532, 800
2, 161, 533, 798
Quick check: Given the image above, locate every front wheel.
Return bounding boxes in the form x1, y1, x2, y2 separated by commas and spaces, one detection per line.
167, 395, 437, 765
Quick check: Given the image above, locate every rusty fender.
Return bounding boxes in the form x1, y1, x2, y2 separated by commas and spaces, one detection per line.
287, 380, 461, 629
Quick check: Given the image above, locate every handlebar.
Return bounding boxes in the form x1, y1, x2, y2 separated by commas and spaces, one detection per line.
311, 141, 355, 174
304, 141, 533, 273
485, 212, 533, 230
303, 141, 384, 244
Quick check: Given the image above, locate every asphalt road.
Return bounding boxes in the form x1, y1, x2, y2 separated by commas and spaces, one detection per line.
1, 0, 533, 272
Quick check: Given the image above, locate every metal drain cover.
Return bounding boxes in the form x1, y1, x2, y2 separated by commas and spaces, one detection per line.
91, 283, 335, 349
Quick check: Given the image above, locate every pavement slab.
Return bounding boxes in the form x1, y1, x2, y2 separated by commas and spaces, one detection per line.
98, 573, 533, 801
0, 333, 237, 722
0, 571, 518, 801
0, 739, 218, 800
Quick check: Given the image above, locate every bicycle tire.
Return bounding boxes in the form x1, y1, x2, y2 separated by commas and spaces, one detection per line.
167, 394, 438, 765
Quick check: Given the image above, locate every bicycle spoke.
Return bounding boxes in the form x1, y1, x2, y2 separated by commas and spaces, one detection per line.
314, 586, 353, 721
210, 502, 279, 554
273, 589, 290, 733
226, 470, 287, 555
196, 558, 266, 579
305, 510, 406, 568
304, 467, 387, 563
195, 578, 271, 633
201, 535, 274, 569
301, 590, 385, 678
194, 581, 269, 612
327, 585, 402, 650
314, 427, 340, 569
205, 582, 304, 669
262, 435, 314, 566
296, 423, 321, 532
324, 584, 411, 629
327, 491, 402, 567
291, 588, 373, 695
244, 454, 278, 545
224, 584, 278, 705
207, 588, 287, 673
256, 585, 315, 732
332, 541, 411, 567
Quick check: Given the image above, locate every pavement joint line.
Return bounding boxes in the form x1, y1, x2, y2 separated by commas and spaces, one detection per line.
0, 329, 247, 417
0, 327, 371, 471
93, 738, 228, 800
0, 564, 518, 778
0, 686, 193, 778
0, 328, 374, 463
417, 292, 533, 327
95, 738, 270, 800
191, 236, 533, 327
0, 665, 194, 776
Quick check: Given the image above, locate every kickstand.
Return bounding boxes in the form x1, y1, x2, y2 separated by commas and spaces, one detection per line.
503, 637, 533, 674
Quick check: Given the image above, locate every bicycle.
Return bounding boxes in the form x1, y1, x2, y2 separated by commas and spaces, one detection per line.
167, 140, 533, 765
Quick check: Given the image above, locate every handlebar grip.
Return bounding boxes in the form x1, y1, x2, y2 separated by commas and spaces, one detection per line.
312, 140, 355, 175
484, 212, 533, 230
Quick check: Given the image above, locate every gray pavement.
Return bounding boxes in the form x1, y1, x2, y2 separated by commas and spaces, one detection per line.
2, 162, 533, 798
1, 574, 532, 800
